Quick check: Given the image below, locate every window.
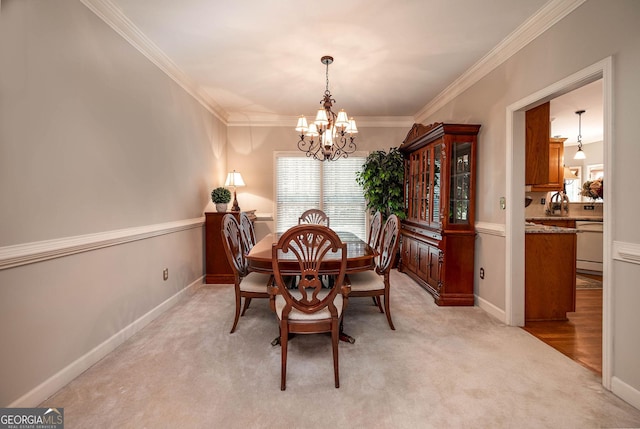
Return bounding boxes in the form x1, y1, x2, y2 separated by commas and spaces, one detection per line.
275, 153, 367, 240
565, 166, 582, 202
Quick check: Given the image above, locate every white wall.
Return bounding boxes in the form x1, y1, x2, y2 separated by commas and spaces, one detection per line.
416, 0, 640, 405
0, 0, 224, 406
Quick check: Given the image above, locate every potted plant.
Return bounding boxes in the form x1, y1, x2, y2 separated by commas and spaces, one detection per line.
211, 187, 231, 212
356, 147, 406, 220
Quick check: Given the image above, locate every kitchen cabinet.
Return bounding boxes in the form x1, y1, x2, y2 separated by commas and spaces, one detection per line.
525, 102, 566, 191
525, 230, 577, 321
398, 123, 480, 306
529, 218, 576, 229
530, 138, 566, 192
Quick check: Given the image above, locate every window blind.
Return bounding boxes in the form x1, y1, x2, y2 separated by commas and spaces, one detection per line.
275, 154, 366, 240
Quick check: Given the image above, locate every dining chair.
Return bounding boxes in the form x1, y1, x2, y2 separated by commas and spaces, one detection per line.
269, 224, 350, 390
221, 214, 271, 334
298, 208, 330, 227
239, 211, 256, 253
367, 211, 382, 249
346, 214, 400, 330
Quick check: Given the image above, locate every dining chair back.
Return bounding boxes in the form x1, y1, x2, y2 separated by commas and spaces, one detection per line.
367, 211, 382, 250
298, 209, 330, 227
239, 211, 256, 253
346, 214, 400, 330
270, 224, 349, 390
221, 214, 271, 333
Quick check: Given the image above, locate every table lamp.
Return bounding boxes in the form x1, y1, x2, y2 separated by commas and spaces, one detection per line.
224, 170, 246, 212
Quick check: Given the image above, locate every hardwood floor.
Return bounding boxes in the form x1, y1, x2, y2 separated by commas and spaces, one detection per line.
523, 277, 602, 376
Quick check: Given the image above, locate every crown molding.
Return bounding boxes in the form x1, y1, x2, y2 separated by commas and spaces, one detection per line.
415, 0, 587, 123
226, 114, 415, 128
80, 0, 229, 124
82, 0, 585, 128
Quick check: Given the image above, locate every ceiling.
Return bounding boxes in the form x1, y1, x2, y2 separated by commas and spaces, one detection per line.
86, 0, 600, 139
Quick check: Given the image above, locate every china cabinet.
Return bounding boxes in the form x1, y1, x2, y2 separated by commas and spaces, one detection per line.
398, 123, 480, 306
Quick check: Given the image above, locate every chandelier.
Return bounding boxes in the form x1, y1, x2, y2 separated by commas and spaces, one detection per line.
295, 56, 358, 161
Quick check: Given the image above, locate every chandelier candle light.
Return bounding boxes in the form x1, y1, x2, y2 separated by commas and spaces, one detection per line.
295, 56, 358, 161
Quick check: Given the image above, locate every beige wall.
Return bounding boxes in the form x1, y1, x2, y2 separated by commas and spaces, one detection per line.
418, 0, 640, 400
0, 0, 224, 405
226, 125, 409, 238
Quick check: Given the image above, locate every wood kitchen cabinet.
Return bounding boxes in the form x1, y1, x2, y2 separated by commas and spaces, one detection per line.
526, 102, 566, 192
525, 231, 577, 321
530, 137, 566, 192
398, 123, 480, 306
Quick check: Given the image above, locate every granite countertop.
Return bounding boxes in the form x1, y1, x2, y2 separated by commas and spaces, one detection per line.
525, 222, 577, 234
526, 216, 603, 221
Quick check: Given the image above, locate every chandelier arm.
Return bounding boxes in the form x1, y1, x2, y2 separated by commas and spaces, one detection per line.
296, 55, 356, 161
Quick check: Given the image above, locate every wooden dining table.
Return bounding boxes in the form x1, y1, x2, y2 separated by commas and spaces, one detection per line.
246, 231, 376, 275
246, 230, 376, 344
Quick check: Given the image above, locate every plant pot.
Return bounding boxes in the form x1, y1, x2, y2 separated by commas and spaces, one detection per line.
215, 203, 228, 213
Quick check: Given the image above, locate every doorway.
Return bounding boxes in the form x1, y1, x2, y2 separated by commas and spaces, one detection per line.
504, 57, 613, 388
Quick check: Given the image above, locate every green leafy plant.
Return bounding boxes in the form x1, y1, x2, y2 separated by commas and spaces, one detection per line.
211, 187, 231, 204
356, 147, 406, 220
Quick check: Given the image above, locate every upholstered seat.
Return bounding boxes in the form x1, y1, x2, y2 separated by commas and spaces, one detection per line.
221, 214, 270, 333
275, 290, 344, 321
269, 224, 349, 390
346, 214, 400, 330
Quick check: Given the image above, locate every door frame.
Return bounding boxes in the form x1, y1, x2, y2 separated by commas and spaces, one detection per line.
504, 57, 612, 388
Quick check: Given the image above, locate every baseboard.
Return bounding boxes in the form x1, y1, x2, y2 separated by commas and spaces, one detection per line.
476, 294, 506, 323
611, 376, 640, 411
8, 276, 204, 408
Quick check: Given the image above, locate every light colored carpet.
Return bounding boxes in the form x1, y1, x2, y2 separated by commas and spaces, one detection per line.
41, 271, 640, 428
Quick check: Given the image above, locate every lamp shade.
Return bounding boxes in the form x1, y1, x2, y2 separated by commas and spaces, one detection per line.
224, 170, 245, 187
573, 148, 586, 160
563, 166, 579, 181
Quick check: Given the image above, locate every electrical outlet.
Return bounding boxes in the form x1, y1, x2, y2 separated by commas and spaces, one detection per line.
480, 267, 485, 279
163, 268, 169, 281
540, 198, 546, 205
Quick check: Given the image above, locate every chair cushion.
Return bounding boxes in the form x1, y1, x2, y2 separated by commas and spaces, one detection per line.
348, 271, 385, 292
239, 272, 271, 293
275, 290, 343, 321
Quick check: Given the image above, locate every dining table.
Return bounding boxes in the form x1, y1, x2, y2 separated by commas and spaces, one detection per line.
246, 230, 376, 344
246, 230, 376, 275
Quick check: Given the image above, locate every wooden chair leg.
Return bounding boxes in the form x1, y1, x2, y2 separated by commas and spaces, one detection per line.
373, 296, 383, 313
280, 322, 288, 391
383, 289, 395, 330
332, 319, 340, 388
230, 289, 241, 334
241, 297, 252, 316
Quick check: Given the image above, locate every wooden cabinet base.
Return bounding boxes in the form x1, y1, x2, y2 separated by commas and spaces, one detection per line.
205, 274, 235, 284
525, 232, 577, 321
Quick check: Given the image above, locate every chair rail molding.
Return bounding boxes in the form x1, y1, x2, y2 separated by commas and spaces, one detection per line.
0, 217, 205, 270
475, 222, 506, 237
613, 241, 640, 265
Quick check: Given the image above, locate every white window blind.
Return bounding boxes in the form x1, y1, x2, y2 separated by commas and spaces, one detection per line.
276, 154, 366, 240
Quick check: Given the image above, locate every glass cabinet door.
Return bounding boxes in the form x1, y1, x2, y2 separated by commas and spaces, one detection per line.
421, 148, 430, 222
431, 144, 441, 225
449, 141, 472, 225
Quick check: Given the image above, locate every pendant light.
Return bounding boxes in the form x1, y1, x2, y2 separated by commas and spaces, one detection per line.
573, 109, 586, 160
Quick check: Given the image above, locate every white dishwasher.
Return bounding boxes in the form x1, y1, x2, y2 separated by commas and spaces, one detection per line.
576, 221, 603, 273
